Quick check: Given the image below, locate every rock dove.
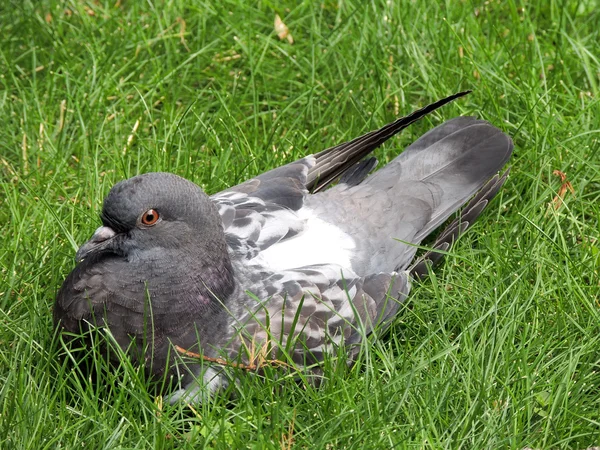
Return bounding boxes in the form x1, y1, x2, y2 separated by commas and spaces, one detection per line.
54, 91, 513, 403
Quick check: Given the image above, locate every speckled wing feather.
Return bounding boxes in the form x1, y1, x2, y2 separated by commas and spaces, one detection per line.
212, 161, 311, 259
227, 266, 410, 369
165, 264, 411, 404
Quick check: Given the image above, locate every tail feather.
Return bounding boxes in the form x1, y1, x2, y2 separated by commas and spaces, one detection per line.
409, 168, 510, 278
365, 117, 513, 243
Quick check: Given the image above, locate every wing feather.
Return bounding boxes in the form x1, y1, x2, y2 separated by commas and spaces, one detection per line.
230, 265, 410, 367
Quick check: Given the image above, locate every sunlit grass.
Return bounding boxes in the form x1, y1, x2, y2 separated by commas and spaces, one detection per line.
1, 0, 599, 448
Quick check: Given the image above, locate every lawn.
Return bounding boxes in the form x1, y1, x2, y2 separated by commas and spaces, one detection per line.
1, 0, 599, 448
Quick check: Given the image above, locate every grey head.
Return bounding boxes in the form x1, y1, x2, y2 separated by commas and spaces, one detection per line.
77, 172, 225, 263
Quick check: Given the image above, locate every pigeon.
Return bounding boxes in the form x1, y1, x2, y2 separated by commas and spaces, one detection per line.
54, 91, 513, 403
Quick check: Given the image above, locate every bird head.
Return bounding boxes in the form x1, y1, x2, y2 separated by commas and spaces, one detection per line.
75, 172, 226, 263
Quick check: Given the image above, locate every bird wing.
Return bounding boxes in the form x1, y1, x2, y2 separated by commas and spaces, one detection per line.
365, 116, 514, 242
225, 265, 411, 369
211, 159, 312, 259
211, 91, 470, 259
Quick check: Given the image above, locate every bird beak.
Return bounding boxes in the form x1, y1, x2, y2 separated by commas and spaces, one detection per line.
75, 226, 117, 262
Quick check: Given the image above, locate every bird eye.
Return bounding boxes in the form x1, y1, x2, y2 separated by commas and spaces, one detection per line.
141, 209, 160, 226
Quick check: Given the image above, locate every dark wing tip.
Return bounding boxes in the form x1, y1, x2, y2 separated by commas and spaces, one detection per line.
308, 91, 471, 192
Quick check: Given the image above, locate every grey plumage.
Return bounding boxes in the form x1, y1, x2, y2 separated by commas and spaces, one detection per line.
54, 92, 513, 403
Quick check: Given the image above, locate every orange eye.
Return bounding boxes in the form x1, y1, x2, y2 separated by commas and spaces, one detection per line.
141, 209, 160, 226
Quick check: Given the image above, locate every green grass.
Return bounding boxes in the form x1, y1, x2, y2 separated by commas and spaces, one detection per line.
1, 0, 599, 448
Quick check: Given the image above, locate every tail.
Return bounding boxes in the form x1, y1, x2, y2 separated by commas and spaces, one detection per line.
366, 116, 513, 242
409, 168, 510, 277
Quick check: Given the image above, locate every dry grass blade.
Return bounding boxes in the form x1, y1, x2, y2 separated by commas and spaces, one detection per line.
274, 14, 294, 44
175, 345, 294, 371
550, 169, 576, 210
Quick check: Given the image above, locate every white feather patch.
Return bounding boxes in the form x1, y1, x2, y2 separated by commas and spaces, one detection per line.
258, 208, 356, 271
